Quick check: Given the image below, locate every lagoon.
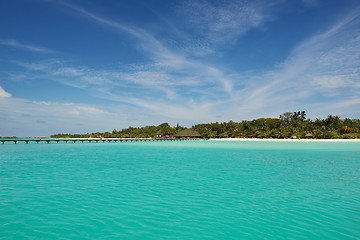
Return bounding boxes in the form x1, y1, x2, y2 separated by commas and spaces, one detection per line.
1, 141, 359, 239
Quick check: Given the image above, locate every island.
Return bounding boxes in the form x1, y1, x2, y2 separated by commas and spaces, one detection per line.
50, 111, 360, 140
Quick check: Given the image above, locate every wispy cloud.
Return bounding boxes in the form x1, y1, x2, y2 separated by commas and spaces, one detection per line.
225, 6, 360, 118
30, 100, 107, 117
53, 0, 176, 61
177, 0, 270, 46
47, 0, 275, 99
0, 39, 54, 53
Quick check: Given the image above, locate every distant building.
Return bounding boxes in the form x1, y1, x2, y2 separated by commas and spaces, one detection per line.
175, 129, 201, 139
305, 133, 313, 138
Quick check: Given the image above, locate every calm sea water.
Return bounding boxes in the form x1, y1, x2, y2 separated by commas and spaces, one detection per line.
1, 140, 359, 239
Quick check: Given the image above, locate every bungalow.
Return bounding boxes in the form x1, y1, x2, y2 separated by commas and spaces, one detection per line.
4, 136, 17, 138
305, 133, 313, 138
175, 129, 201, 139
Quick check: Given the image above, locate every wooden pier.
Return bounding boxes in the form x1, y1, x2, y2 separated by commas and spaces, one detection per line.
0, 138, 203, 145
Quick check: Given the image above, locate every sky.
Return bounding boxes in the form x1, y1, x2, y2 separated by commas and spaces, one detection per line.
1, 0, 360, 137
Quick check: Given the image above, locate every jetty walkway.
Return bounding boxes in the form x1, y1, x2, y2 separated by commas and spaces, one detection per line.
0, 138, 202, 144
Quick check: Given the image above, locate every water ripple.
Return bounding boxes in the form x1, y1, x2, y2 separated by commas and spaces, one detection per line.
1, 141, 360, 239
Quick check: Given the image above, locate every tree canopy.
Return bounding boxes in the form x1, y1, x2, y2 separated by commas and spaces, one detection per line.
51, 112, 360, 139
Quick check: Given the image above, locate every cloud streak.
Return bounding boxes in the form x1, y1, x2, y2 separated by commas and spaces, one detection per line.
227, 6, 360, 118
0, 39, 54, 53
48, 0, 275, 100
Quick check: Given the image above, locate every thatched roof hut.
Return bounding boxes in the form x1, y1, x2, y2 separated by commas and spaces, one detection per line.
305, 133, 313, 138
175, 129, 201, 138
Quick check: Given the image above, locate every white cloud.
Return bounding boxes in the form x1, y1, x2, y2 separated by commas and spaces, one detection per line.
9, 54, 235, 108
55, 67, 84, 77
77, 106, 106, 114
29, 101, 107, 116
312, 75, 357, 89
129, 97, 215, 123
332, 98, 360, 109
11, 60, 114, 88
0, 95, 113, 136
0, 85, 11, 98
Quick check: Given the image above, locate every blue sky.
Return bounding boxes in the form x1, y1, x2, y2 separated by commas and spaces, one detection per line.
1, 0, 360, 137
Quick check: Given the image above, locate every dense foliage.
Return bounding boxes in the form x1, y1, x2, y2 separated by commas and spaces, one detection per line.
51, 112, 360, 139
51, 123, 186, 139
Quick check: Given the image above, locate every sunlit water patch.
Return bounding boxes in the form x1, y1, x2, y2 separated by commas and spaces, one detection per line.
1, 141, 360, 239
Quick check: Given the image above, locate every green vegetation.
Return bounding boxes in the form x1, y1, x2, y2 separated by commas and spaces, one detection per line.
51, 112, 360, 139
193, 113, 360, 139
51, 123, 186, 139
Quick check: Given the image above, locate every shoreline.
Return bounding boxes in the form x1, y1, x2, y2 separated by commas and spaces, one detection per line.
208, 138, 360, 142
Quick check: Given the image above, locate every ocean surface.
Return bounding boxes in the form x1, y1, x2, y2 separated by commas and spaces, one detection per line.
1, 140, 359, 239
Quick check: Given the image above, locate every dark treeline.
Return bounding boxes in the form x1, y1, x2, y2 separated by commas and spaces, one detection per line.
51, 111, 360, 139
51, 123, 186, 139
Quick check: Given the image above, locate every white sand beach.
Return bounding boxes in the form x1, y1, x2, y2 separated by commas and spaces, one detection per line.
208, 138, 360, 142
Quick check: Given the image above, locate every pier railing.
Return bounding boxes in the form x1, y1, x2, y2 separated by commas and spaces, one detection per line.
0, 137, 204, 144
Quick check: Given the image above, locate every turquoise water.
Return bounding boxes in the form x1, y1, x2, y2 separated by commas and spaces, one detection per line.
1, 141, 360, 239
